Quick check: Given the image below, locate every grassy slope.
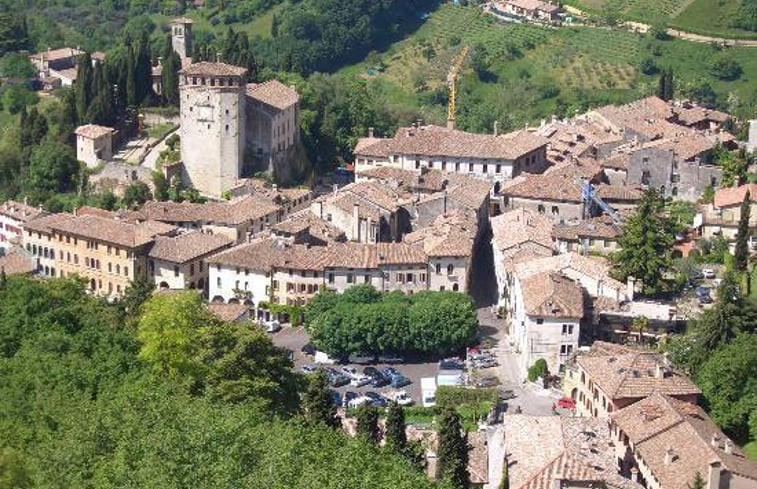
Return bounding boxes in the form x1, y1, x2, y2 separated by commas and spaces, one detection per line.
561, 0, 756, 39
149, 2, 284, 41
338, 4, 756, 133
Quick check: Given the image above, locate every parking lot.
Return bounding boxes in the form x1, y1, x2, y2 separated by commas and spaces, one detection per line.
270, 326, 500, 407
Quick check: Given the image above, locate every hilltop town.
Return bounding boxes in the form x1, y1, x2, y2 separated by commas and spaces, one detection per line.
0, 1, 756, 488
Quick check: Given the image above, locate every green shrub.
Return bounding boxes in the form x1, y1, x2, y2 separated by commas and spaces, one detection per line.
527, 358, 548, 382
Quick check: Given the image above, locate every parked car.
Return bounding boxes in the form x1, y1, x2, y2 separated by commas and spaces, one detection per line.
556, 397, 576, 410
364, 391, 388, 407
331, 391, 342, 407
499, 389, 516, 400
341, 366, 359, 378
265, 320, 281, 333
314, 351, 340, 364
380, 367, 400, 378
301, 343, 316, 356
343, 391, 358, 408
702, 268, 716, 279
378, 353, 404, 364
370, 372, 390, 388
348, 395, 372, 408
474, 376, 499, 387
439, 358, 464, 371
696, 286, 713, 304
390, 375, 411, 388
348, 353, 377, 364
472, 357, 498, 369
327, 370, 350, 387
300, 365, 317, 374
388, 390, 413, 406
363, 367, 380, 377
350, 375, 372, 387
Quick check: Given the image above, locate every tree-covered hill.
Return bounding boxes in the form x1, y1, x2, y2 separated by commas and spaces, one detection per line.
0, 277, 443, 488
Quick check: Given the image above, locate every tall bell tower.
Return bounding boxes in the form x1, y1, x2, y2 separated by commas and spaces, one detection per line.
170, 17, 194, 61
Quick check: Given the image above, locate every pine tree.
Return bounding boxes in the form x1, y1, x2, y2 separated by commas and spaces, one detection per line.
611, 188, 675, 296
356, 404, 380, 444
436, 407, 469, 489
385, 402, 407, 452
75, 52, 94, 119
688, 472, 705, 489
734, 190, 751, 273
302, 370, 338, 428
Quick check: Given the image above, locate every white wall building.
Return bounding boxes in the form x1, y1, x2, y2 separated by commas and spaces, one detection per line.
75, 124, 115, 168
0, 199, 46, 250
148, 232, 232, 293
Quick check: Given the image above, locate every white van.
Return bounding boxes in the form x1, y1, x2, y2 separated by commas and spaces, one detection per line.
421, 377, 437, 408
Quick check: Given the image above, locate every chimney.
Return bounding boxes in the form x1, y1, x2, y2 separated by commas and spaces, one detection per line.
352, 203, 360, 242
417, 118, 423, 128
656, 363, 664, 378
711, 434, 720, 448
630, 467, 639, 483
708, 461, 722, 489
333, 184, 338, 196
664, 447, 675, 465
724, 440, 733, 455
368, 127, 374, 138
626, 276, 635, 302
23, 196, 28, 206
73, 207, 78, 217
493, 120, 499, 137
272, 184, 278, 191
313, 201, 323, 218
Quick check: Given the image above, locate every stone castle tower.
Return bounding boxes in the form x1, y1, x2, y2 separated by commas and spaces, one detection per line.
178, 62, 247, 197
170, 17, 194, 60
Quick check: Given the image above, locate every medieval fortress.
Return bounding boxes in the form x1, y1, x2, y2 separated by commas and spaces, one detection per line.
171, 18, 301, 197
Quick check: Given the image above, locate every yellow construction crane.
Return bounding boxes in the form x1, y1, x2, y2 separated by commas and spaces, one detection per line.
446, 45, 469, 129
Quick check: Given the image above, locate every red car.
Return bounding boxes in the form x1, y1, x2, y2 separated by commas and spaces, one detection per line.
557, 397, 576, 410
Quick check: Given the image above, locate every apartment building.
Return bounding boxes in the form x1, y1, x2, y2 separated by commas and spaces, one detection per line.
552, 215, 622, 254
139, 194, 283, 243
148, 231, 233, 293
562, 342, 700, 418
353, 124, 549, 189
0, 200, 46, 250
696, 183, 757, 243
24, 211, 176, 296
610, 393, 757, 489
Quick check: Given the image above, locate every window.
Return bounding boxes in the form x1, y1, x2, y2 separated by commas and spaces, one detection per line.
217, 277, 222, 287
398, 274, 405, 284
537, 204, 545, 214
483, 164, 488, 173
562, 324, 573, 335
124, 266, 128, 277
346, 273, 354, 284
190, 264, 195, 276
406, 273, 413, 283
496, 164, 502, 174
364, 275, 370, 284
455, 162, 460, 172
536, 318, 544, 325
115, 264, 120, 274
440, 286, 445, 291
641, 170, 651, 185
447, 264, 454, 275
415, 160, 420, 169
420, 273, 426, 282
174, 265, 180, 277
328, 273, 334, 284
436, 263, 441, 274
551, 206, 559, 215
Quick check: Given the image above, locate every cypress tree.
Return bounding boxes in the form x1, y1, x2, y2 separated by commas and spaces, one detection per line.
135, 35, 152, 104
437, 407, 469, 489
19, 106, 31, 148
688, 472, 705, 489
0, 268, 6, 290
734, 190, 751, 273
86, 63, 106, 124
161, 35, 180, 106
29, 107, 48, 144
356, 404, 380, 444
302, 370, 339, 428
385, 402, 407, 452
60, 88, 78, 142
75, 52, 94, 120
126, 46, 137, 107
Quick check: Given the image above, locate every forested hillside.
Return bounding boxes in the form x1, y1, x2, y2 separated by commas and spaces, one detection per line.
0, 277, 443, 488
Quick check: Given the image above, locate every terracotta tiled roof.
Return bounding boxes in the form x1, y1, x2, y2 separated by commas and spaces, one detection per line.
246, 80, 299, 110
640, 134, 715, 161
30, 47, 82, 62
513, 252, 625, 294
0, 250, 36, 275
140, 196, 280, 226
521, 272, 584, 318
713, 183, 757, 208
503, 0, 560, 12
504, 416, 642, 489
355, 125, 548, 160
404, 210, 477, 257
503, 160, 602, 203
272, 210, 346, 242
74, 124, 114, 139
24, 213, 75, 234
594, 184, 643, 202
0, 200, 46, 223
354, 137, 393, 158
492, 208, 554, 254
591, 97, 679, 139
576, 353, 700, 401
46, 214, 176, 248
358, 166, 448, 193
673, 106, 729, 126
612, 393, 757, 489
148, 231, 232, 263
601, 152, 632, 171
230, 178, 311, 203
325, 242, 427, 269
206, 238, 290, 271
467, 431, 489, 485
179, 61, 247, 77
91, 51, 106, 62
552, 215, 621, 241
206, 303, 249, 322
